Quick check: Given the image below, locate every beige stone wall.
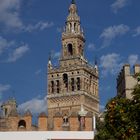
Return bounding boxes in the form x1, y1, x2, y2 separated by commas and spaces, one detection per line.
117, 64, 140, 99
38, 116, 48, 131
134, 64, 140, 74
23, 115, 32, 131
0, 114, 94, 131
69, 117, 79, 131
53, 117, 63, 131
85, 117, 92, 131
8, 116, 19, 131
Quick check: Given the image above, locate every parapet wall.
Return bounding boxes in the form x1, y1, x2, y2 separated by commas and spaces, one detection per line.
117, 64, 140, 84
0, 112, 93, 131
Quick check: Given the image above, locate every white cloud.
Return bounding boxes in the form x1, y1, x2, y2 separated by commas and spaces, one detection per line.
0, 36, 14, 54
0, 84, 11, 99
0, 0, 54, 32
0, 36, 29, 63
133, 26, 140, 37
87, 43, 96, 50
18, 97, 47, 114
128, 54, 139, 66
7, 44, 29, 62
111, 0, 128, 13
53, 52, 61, 59
0, 0, 23, 30
100, 53, 123, 76
100, 24, 129, 48
24, 21, 54, 32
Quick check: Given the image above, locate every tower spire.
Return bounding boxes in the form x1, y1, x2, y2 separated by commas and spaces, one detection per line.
94, 57, 98, 72
48, 52, 52, 70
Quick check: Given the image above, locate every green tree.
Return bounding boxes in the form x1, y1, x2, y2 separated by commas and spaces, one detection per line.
95, 96, 138, 140
95, 79, 140, 140
94, 116, 115, 140
105, 96, 137, 139
131, 84, 140, 139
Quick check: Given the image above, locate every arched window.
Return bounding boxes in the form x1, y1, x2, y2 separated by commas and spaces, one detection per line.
71, 78, 75, 91
74, 23, 76, 31
67, 44, 73, 56
77, 77, 80, 90
4, 108, 8, 116
51, 81, 54, 93
63, 74, 68, 90
18, 120, 26, 128
63, 115, 69, 124
56, 80, 60, 93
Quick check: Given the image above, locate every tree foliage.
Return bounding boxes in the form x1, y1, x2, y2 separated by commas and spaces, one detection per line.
131, 84, 140, 138
95, 84, 140, 140
105, 97, 137, 139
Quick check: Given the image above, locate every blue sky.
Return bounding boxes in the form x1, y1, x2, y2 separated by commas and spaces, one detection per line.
0, 0, 140, 114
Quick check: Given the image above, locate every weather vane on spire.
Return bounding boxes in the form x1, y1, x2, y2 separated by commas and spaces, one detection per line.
71, 0, 76, 4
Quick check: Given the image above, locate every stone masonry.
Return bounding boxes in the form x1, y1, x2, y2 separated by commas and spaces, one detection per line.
117, 64, 140, 99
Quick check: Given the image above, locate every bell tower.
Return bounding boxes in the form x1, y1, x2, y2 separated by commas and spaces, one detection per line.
61, 0, 85, 58
47, 0, 99, 130
60, 0, 87, 68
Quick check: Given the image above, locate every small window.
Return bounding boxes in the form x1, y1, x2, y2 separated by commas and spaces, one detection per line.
71, 78, 75, 91
63, 74, 68, 90
18, 120, 26, 128
77, 77, 80, 90
56, 80, 60, 93
68, 44, 73, 56
74, 23, 76, 31
51, 81, 54, 93
63, 115, 69, 124
5, 108, 8, 116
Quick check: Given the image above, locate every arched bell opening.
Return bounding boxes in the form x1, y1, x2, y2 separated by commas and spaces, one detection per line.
67, 44, 73, 56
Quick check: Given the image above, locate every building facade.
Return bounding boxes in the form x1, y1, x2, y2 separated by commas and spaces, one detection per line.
117, 64, 140, 99
0, 0, 99, 132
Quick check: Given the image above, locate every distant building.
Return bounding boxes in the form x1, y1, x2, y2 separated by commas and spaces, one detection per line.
0, 0, 99, 133
117, 64, 140, 99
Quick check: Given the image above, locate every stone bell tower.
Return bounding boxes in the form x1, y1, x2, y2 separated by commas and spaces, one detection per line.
47, 0, 99, 130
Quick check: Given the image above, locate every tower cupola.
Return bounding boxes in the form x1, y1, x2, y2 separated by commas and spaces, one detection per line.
61, 0, 85, 60
63, 0, 84, 36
